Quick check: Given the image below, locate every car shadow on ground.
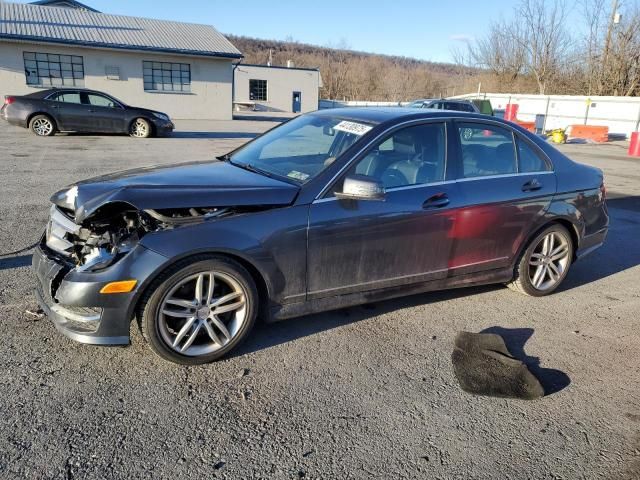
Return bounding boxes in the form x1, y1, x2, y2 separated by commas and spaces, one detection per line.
170, 131, 259, 139
0, 254, 32, 271
559, 195, 640, 291
232, 114, 293, 122
480, 326, 571, 395
58, 131, 259, 140
232, 285, 499, 358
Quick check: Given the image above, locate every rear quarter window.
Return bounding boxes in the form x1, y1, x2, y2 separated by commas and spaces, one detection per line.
517, 137, 551, 172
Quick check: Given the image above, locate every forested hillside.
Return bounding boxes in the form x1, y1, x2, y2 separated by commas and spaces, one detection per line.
228, 35, 478, 101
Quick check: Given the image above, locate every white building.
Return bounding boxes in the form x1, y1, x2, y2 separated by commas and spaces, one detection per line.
0, 0, 242, 119
233, 64, 322, 114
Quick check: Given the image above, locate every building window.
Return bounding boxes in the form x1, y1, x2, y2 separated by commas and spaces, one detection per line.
249, 79, 267, 101
105, 66, 120, 80
143, 61, 191, 92
23, 51, 84, 87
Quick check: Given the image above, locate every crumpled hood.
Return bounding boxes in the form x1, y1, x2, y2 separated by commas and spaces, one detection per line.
51, 160, 300, 222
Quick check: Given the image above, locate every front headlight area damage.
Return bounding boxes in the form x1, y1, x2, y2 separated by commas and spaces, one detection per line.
46, 202, 231, 272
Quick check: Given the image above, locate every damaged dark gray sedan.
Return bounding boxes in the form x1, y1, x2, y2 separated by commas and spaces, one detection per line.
33, 109, 608, 364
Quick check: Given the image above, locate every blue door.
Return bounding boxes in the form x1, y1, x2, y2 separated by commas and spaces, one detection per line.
292, 91, 301, 113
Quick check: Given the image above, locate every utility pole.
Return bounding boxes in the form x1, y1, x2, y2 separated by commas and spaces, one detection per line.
600, 0, 619, 94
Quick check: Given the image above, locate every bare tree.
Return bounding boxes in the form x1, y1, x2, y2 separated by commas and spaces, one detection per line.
515, 0, 573, 94
318, 39, 352, 100
606, 5, 640, 95
580, 0, 607, 95
460, 0, 572, 94
466, 19, 526, 83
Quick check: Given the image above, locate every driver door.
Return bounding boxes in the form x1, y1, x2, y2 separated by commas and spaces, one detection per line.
306, 121, 459, 299
82, 92, 126, 132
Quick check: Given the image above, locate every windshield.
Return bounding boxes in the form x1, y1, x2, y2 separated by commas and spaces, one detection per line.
228, 115, 376, 183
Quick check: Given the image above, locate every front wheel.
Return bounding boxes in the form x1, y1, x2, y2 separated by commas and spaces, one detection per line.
139, 256, 258, 365
129, 118, 151, 138
508, 225, 574, 296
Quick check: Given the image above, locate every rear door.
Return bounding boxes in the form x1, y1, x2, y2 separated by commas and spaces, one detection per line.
47, 90, 87, 131
82, 92, 126, 132
448, 120, 556, 275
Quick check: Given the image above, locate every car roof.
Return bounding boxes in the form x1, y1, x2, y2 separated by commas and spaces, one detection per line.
27, 87, 112, 96
312, 107, 492, 125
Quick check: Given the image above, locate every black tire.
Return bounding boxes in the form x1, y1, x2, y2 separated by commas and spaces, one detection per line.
138, 255, 258, 365
129, 118, 152, 138
508, 224, 574, 297
29, 114, 56, 136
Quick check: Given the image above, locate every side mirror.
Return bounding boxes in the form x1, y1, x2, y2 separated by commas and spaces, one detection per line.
335, 174, 385, 201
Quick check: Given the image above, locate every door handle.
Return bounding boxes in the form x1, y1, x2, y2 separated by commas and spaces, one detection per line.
522, 179, 542, 192
423, 193, 450, 209
88, 109, 96, 112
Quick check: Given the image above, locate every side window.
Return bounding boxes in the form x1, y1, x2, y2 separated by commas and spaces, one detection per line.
517, 137, 550, 172
458, 123, 516, 178
86, 93, 117, 108
51, 92, 81, 104
344, 123, 446, 190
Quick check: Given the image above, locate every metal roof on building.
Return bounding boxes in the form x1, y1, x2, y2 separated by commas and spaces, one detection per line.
30, 1, 101, 13
0, 2, 242, 59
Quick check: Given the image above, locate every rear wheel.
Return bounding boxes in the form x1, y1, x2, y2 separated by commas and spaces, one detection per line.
129, 118, 151, 138
508, 224, 574, 296
139, 256, 258, 365
29, 114, 56, 136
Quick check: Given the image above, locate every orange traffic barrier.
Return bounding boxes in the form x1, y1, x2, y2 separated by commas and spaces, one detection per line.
568, 125, 609, 143
505, 104, 519, 122
515, 121, 535, 133
629, 132, 640, 157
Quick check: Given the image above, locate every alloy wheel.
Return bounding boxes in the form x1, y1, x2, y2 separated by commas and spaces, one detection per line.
33, 118, 53, 136
131, 119, 148, 137
528, 231, 571, 291
158, 271, 247, 356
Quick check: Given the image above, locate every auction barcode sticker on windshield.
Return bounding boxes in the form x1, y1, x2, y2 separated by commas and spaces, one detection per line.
333, 120, 372, 136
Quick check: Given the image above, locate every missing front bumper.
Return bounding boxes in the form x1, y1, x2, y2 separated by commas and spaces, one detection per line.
33, 245, 129, 345
32, 241, 169, 346
34, 285, 128, 345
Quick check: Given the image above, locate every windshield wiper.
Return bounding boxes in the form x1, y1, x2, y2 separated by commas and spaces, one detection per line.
239, 163, 276, 179
225, 157, 274, 178
227, 158, 300, 185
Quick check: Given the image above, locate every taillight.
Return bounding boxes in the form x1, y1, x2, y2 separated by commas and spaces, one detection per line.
4, 96, 15, 105
600, 182, 606, 200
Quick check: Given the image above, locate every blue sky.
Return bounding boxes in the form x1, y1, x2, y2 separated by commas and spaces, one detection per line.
14, 0, 515, 63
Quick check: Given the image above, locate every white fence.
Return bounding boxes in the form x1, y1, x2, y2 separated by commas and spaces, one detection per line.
454, 93, 640, 138
319, 100, 407, 109
320, 94, 640, 138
